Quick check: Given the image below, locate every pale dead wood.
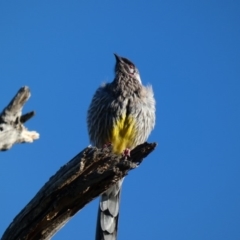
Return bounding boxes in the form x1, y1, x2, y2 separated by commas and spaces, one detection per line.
0, 86, 39, 151
1, 142, 156, 240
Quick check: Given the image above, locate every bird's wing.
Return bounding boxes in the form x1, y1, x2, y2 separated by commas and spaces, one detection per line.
87, 84, 116, 148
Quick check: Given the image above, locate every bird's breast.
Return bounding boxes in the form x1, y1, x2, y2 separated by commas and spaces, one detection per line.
110, 113, 137, 154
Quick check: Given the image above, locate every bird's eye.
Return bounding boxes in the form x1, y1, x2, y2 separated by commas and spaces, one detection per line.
129, 66, 135, 74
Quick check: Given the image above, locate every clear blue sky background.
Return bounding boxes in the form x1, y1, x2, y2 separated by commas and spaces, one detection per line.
0, 1, 239, 240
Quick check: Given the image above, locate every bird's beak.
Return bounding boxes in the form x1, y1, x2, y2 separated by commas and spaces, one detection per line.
114, 53, 122, 63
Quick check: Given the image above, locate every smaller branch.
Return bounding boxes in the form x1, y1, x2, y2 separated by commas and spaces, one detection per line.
1, 142, 157, 240
20, 111, 36, 123
0, 86, 39, 151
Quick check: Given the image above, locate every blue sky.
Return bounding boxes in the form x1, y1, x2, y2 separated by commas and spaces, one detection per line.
0, 1, 240, 239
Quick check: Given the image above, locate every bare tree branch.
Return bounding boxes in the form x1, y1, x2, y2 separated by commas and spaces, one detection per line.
1, 142, 156, 240
0, 86, 39, 151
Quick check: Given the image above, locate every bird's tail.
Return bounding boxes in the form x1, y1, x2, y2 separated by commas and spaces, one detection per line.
95, 179, 124, 240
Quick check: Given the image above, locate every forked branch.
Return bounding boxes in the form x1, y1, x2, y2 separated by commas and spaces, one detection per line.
0, 86, 39, 151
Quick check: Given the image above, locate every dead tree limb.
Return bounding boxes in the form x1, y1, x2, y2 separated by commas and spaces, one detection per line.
0, 86, 39, 151
1, 142, 156, 240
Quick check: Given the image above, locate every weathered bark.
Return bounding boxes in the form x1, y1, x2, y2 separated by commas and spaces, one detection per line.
0, 86, 39, 151
1, 142, 156, 240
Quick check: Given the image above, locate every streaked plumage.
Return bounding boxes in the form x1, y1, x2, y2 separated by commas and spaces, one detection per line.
87, 54, 155, 240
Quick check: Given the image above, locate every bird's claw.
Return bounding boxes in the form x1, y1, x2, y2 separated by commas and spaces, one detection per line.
102, 142, 112, 148
123, 148, 131, 157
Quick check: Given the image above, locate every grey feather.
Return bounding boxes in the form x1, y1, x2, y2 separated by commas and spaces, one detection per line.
87, 54, 156, 240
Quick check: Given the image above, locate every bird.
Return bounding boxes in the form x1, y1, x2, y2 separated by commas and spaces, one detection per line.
87, 54, 156, 240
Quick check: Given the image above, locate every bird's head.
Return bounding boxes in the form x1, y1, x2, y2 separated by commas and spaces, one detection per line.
114, 54, 141, 83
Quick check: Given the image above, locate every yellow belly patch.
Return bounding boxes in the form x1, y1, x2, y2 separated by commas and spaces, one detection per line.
109, 114, 137, 154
